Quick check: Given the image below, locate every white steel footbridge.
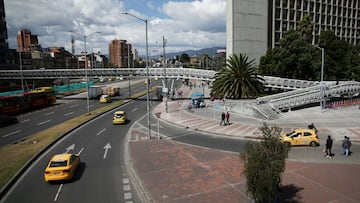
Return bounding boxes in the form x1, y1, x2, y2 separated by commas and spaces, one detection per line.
1, 67, 359, 119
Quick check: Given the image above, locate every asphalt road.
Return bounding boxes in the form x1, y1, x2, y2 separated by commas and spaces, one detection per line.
1, 98, 150, 203
0, 80, 147, 146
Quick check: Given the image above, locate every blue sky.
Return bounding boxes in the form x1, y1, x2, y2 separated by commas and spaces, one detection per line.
4, 0, 226, 55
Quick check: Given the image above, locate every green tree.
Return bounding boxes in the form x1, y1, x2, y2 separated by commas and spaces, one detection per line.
259, 30, 319, 80
179, 53, 190, 63
319, 30, 353, 81
298, 14, 314, 43
211, 53, 264, 99
240, 123, 290, 203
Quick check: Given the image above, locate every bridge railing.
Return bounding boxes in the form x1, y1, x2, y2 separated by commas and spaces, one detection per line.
270, 81, 360, 110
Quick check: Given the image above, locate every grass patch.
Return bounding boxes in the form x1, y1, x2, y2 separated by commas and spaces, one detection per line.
0, 88, 152, 190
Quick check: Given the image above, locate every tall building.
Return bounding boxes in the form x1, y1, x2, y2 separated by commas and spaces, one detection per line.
0, 0, 17, 70
227, 0, 360, 63
108, 39, 132, 68
17, 29, 41, 52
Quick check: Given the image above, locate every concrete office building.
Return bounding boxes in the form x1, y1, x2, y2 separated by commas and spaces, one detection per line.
227, 0, 360, 64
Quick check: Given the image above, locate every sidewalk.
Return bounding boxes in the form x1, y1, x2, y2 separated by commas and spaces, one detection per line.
128, 85, 360, 203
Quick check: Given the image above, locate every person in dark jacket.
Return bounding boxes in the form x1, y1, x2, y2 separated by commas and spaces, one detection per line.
220, 112, 226, 125
325, 135, 333, 158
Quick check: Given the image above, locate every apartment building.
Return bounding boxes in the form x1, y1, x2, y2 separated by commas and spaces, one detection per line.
17, 29, 41, 52
108, 39, 132, 68
227, 0, 360, 63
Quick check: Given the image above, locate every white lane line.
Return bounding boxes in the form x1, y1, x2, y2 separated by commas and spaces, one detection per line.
96, 128, 106, 135
45, 112, 54, 116
131, 108, 137, 112
38, 120, 51, 125
54, 184, 63, 201
20, 119, 30, 123
64, 112, 74, 116
70, 105, 78, 108
78, 147, 85, 155
2, 130, 22, 138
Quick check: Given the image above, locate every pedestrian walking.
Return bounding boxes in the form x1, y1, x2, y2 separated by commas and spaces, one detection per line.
343, 137, 352, 156
225, 111, 230, 125
341, 136, 347, 155
325, 135, 333, 158
220, 112, 226, 125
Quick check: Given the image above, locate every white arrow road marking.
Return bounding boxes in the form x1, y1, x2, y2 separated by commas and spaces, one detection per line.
97, 128, 106, 135
65, 144, 75, 153
103, 143, 111, 159
38, 120, 51, 125
2, 130, 22, 138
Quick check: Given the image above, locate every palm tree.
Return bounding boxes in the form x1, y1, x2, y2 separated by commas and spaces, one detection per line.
211, 53, 264, 99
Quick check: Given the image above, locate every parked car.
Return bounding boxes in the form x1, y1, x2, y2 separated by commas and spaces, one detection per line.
44, 153, 80, 182
112, 111, 127, 124
99, 95, 112, 103
0, 114, 18, 127
279, 128, 319, 147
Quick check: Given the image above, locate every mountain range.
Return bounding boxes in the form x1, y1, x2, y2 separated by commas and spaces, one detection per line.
151, 47, 225, 59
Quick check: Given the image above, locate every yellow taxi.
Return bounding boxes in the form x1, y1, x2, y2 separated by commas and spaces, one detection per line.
112, 111, 127, 124
279, 128, 319, 147
99, 95, 112, 103
44, 153, 80, 182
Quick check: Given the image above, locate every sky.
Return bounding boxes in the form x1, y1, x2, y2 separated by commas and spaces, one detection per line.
4, 0, 226, 56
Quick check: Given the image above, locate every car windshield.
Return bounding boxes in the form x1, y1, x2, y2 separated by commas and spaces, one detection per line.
115, 114, 123, 118
286, 131, 295, 136
49, 160, 68, 167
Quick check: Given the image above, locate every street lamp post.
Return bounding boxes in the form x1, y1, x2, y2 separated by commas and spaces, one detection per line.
163, 35, 168, 113
123, 12, 151, 139
70, 31, 101, 115
315, 46, 325, 109
127, 43, 131, 98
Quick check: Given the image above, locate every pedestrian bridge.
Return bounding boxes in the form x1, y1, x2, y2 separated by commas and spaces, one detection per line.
1, 67, 360, 119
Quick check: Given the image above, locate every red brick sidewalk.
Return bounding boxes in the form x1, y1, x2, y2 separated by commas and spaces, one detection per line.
128, 129, 360, 203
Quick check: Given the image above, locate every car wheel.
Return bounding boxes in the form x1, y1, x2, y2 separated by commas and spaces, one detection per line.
310, 141, 317, 147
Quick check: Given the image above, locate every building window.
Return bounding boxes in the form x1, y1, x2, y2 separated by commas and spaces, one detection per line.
282, 21, 288, 31
290, 0, 295, 9
282, 0, 288, 7
275, 0, 280, 7
296, 11, 302, 21
282, 9, 288, 19
303, 1, 308, 10
275, 8, 281, 19
290, 10, 295, 20
275, 21, 281, 30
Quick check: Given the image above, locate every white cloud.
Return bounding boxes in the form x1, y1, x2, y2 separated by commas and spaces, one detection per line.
4, 0, 226, 56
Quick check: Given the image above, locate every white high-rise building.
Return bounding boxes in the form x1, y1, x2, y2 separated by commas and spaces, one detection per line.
227, 0, 360, 64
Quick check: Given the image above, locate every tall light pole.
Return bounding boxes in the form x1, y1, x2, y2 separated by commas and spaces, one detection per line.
18, 52, 24, 94
162, 36, 168, 113
123, 12, 151, 138
315, 46, 325, 109
70, 31, 101, 115
127, 43, 131, 98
